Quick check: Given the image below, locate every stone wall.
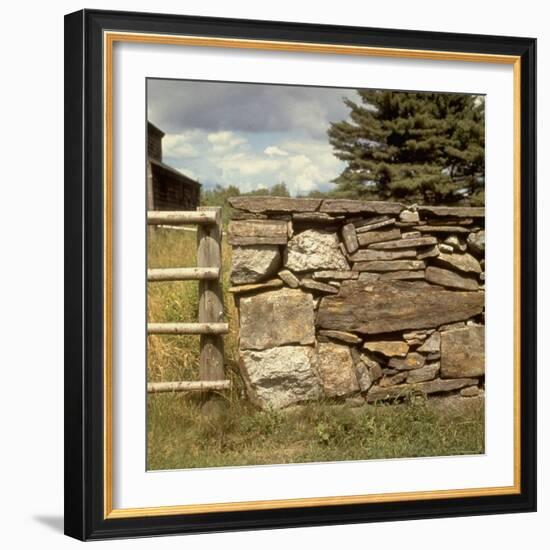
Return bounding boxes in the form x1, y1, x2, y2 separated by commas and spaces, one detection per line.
227, 197, 485, 410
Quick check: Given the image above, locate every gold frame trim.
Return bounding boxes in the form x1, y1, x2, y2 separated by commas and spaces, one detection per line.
103, 31, 522, 520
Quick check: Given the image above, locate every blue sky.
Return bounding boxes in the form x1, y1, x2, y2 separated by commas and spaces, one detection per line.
147, 79, 360, 196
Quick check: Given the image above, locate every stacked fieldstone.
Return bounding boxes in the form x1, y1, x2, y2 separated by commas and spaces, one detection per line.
227, 197, 486, 410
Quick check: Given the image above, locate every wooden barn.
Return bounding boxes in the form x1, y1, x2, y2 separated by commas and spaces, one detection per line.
147, 122, 201, 210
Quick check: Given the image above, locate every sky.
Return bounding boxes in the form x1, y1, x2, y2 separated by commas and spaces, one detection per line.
147, 79, 360, 196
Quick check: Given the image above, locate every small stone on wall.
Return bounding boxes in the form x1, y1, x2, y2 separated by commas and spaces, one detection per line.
440, 326, 485, 378
316, 342, 360, 397
285, 229, 349, 272
230, 245, 281, 285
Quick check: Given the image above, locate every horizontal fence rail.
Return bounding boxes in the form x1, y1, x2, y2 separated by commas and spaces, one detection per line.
147, 322, 229, 335
147, 207, 228, 405
147, 210, 217, 225
147, 380, 231, 394
147, 267, 220, 282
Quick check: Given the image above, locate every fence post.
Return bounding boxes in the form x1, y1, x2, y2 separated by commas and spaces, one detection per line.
197, 206, 225, 413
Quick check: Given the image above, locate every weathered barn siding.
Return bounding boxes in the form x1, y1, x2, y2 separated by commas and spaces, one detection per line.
147, 122, 201, 211
147, 122, 164, 162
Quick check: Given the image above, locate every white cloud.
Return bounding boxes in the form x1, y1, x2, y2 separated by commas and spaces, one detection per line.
207, 131, 246, 153
210, 141, 342, 195
221, 156, 280, 177
162, 133, 200, 158
264, 146, 288, 157
160, 130, 344, 196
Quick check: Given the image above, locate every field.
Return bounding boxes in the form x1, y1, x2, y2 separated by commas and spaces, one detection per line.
147, 227, 485, 470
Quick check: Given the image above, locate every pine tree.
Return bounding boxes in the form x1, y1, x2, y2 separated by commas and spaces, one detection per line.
328, 91, 485, 205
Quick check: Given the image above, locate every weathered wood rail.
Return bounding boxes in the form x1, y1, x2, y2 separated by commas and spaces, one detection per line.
147, 380, 231, 394
147, 322, 229, 335
147, 210, 217, 225
147, 206, 230, 399
147, 266, 220, 281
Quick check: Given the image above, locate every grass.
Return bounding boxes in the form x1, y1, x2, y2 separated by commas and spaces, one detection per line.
147, 395, 484, 470
147, 226, 484, 470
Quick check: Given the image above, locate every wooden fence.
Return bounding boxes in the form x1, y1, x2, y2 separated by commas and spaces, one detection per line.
146, 206, 230, 396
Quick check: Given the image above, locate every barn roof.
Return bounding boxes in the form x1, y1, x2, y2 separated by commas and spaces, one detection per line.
147, 121, 165, 138
149, 157, 201, 188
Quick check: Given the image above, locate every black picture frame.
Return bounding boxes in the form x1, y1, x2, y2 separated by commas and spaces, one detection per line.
64, 8, 537, 541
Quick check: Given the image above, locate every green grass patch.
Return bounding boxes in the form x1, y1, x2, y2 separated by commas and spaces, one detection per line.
147, 396, 484, 470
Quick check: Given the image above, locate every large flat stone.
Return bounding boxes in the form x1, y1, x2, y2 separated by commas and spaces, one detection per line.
358, 272, 381, 283
379, 270, 425, 281
227, 220, 288, 245
369, 236, 438, 249
313, 270, 358, 281
365, 377, 477, 402
355, 218, 395, 232
230, 245, 281, 284
292, 212, 345, 223
440, 326, 485, 378
418, 206, 485, 218
415, 225, 470, 234
285, 229, 349, 272
353, 260, 425, 272
240, 346, 322, 409
350, 249, 417, 261
357, 228, 401, 247
434, 252, 482, 274
316, 342, 360, 397
229, 196, 321, 213
425, 266, 479, 291
320, 199, 404, 215
316, 280, 485, 334
240, 288, 315, 350
230, 211, 268, 220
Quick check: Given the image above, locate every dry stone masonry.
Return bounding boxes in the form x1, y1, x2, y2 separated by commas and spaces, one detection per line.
228, 197, 485, 410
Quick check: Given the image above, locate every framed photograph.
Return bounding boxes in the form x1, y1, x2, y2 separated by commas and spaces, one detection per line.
64, 9, 536, 541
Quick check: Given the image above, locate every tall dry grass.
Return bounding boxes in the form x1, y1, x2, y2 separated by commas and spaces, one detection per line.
147, 226, 241, 391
